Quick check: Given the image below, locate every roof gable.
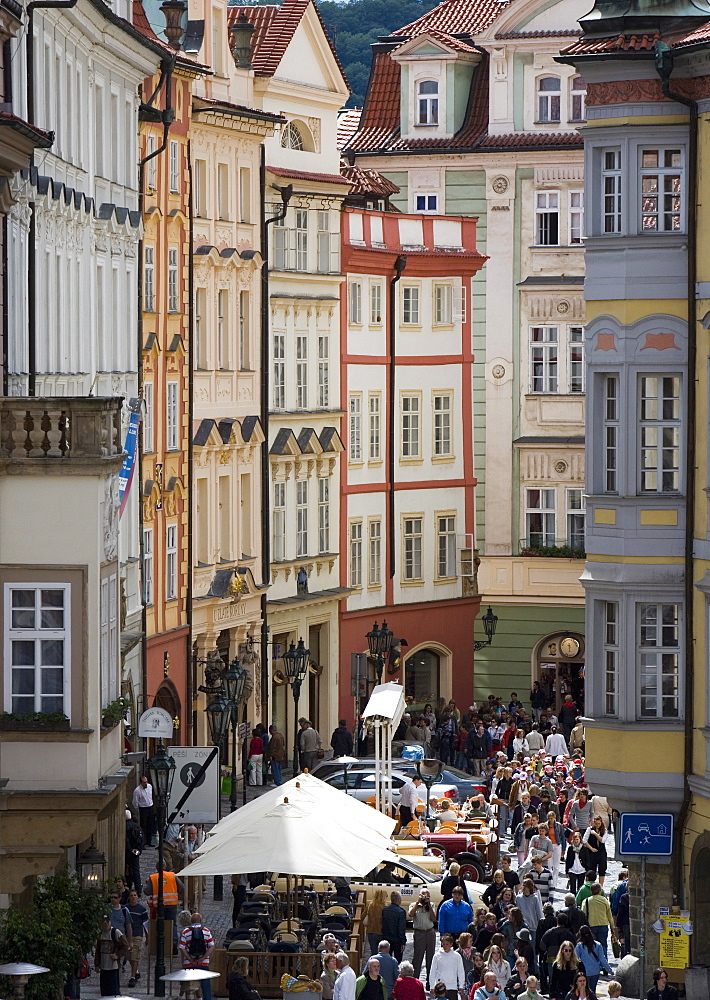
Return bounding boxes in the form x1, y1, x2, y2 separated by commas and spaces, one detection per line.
276, 3, 349, 94
482, 0, 589, 41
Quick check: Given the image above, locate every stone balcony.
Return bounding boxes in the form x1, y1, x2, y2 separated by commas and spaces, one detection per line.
0, 395, 123, 469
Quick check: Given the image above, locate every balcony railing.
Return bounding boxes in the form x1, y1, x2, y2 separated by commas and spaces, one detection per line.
0, 397, 123, 460
519, 537, 586, 559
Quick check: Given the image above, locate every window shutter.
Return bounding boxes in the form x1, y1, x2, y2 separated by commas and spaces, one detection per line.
453, 287, 467, 324
456, 533, 475, 576
330, 231, 340, 273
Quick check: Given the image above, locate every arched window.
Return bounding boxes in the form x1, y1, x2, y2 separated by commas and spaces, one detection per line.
417, 80, 439, 125
281, 122, 305, 150
537, 76, 561, 123
570, 76, 587, 122
405, 648, 440, 707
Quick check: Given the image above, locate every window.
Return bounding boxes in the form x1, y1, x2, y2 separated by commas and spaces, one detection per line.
296, 335, 308, 409
318, 336, 329, 407
403, 517, 423, 580
370, 282, 382, 324
568, 327, 584, 393
434, 285, 453, 325
296, 480, 308, 556
218, 289, 228, 369
144, 246, 155, 311
317, 211, 330, 272
417, 79, 438, 125
437, 515, 456, 578
349, 281, 362, 325
349, 394, 362, 461
143, 382, 154, 452
220, 476, 231, 560
167, 381, 178, 450
296, 209, 308, 270
168, 247, 178, 312
433, 393, 452, 457
416, 193, 438, 212
525, 488, 556, 548
273, 482, 286, 561
194, 158, 206, 216
169, 139, 179, 192
147, 134, 157, 189
142, 528, 153, 604
604, 375, 619, 493
218, 162, 229, 220
638, 602, 680, 718
273, 334, 285, 409
639, 375, 681, 493
368, 394, 381, 461
640, 148, 682, 232
566, 488, 585, 549
240, 167, 251, 223
5, 584, 70, 715
602, 148, 622, 234
212, 6, 223, 74
100, 574, 118, 702
273, 213, 287, 270
535, 191, 560, 245
604, 601, 619, 716
318, 478, 329, 553
369, 520, 382, 586
239, 291, 250, 369
570, 191, 584, 244
537, 76, 561, 123
530, 326, 558, 393
401, 394, 421, 458
350, 521, 363, 587
195, 288, 206, 369
166, 524, 177, 600
281, 122, 304, 149
570, 76, 587, 122
402, 286, 420, 324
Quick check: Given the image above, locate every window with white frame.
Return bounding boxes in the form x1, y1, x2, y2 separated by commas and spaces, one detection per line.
568, 327, 584, 393
194, 158, 206, 216
317, 211, 331, 272
530, 326, 558, 393
240, 167, 251, 222
218, 289, 228, 369
535, 191, 560, 245
5, 584, 70, 715
403, 517, 423, 580
570, 191, 584, 244
273, 334, 285, 409
640, 148, 683, 232
370, 281, 382, 324
602, 148, 623, 233
349, 281, 362, 325
168, 247, 178, 312
368, 394, 381, 461
604, 374, 619, 493
142, 528, 153, 604
569, 76, 587, 122
416, 193, 438, 213
604, 601, 619, 716
144, 245, 155, 311
434, 284, 453, 325
169, 139, 179, 192
433, 393, 452, 457
273, 213, 287, 270
566, 488, 585, 549
296, 480, 308, 556
167, 381, 178, 450
318, 478, 329, 553
195, 288, 206, 369
296, 335, 308, 409
239, 290, 250, 370
537, 76, 561, 123
401, 394, 421, 458
525, 488, 556, 548
369, 519, 382, 586
350, 521, 363, 587
318, 336, 329, 407
166, 524, 177, 600
639, 375, 681, 493
273, 482, 286, 561
147, 134, 157, 189
217, 162, 229, 220
402, 286, 420, 324
417, 80, 438, 125
296, 209, 308, 270
638, 602, 680, 718
100, 574, 118, 702
437, 514, 456, 578
143, 382, 154, 452
349, 394, 362, 461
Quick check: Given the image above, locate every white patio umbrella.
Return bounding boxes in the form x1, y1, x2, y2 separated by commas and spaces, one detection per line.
179, 797, 398, 877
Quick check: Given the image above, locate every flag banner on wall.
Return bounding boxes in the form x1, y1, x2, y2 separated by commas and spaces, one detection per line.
118, 399, 142, 517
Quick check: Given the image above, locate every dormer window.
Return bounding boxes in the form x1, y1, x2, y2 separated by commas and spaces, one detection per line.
570, 76, 587, 122
417, 80, 439, 125
537, 76, 561, 123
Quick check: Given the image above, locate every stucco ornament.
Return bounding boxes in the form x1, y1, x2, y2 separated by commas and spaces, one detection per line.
492, 364, 506, 379
554, 460, 568, 474
103, 475, 119, 561
557, 300, 570, 314
491, 176, 509, 195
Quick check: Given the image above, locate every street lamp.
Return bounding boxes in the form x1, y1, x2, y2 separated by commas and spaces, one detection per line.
474, 606, 499, 652
415, 758, 444, 830
76, 838, 107, 893
205, 690, 231, 749
366, 620, 394, 684
147, 742, 176, 998
159, 0, 187, 49
0, 963, 49, 999
222, 658, 248, 812
283, 638, 310, 771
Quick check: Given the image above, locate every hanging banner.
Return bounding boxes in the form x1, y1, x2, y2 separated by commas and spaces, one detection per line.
118, 399, 142, 517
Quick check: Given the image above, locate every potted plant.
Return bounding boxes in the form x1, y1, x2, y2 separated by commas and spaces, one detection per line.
101, 696, 131, 729
0, 711, 71, 732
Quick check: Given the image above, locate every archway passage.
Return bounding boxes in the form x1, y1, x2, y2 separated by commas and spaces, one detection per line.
154, 679, 181, 745
693, 844, 710, 962
534, 632, 585, 716
404, 648, 440, 711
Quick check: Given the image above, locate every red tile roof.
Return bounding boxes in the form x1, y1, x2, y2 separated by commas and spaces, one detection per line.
0, 110, 53, 147
340, 163, 400, 195
562, 31, 660, 54
337, 108, 362, 149
479, 131, 584, 148
495, 28, 582, 39
268, 165, 352, 186
392, 26, 480, 53
193, 95, 284, 123
393, 0, 510, 37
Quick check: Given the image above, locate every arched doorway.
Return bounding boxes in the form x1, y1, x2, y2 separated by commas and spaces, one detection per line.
154, 679, 181, 745
532, 632, 585, 715
404, 647, 441, 711
691, 837, 710, 962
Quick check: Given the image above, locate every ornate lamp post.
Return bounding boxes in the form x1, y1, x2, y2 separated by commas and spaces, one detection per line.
415, 758, 444, 829
222, 658, 248, 812
147, 742, 176, 998
230, 12, 255, 69
159, 0, 187, 49
473, 606, 499, 651
76, 839, 107, 893
366, 620, 394, 684
283, 638, 310, 771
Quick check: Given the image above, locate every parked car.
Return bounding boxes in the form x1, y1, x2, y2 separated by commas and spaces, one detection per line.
311, 759, 487, 804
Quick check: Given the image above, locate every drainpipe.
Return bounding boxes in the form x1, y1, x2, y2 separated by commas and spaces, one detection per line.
655, 40, 697, 905
186, 139, 195, 745
387, 254, 407, 579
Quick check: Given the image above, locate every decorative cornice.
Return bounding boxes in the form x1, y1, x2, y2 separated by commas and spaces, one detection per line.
587, 75, 710, 106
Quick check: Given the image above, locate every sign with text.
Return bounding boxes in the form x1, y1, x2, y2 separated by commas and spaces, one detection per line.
659, 918, 690, 969
167, 746, 220, 823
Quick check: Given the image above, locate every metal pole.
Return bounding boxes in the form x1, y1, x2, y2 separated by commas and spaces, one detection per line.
293, 683, 300, 772
230, 712, 238, 813
242, 730, 248, 806
640, 856, 646, 1000
154, 793, 167, 997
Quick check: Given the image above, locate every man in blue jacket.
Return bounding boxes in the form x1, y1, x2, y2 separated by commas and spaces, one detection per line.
437, 886, 473, 942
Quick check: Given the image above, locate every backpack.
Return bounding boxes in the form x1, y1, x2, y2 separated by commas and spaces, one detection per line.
188, 925, 207, 960
128, 823, 144, 852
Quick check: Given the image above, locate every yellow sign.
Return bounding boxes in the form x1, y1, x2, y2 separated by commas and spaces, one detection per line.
659, 919, 690, 970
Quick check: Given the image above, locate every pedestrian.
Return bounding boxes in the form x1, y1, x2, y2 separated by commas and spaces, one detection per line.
179, 912, 215, 1000
582, 818, 608, 888
486, 944, 512, 988
408, 888, 437, 983
227, 955, 260, 1000
266, 725, 287, 786
382, 892, 407, 962
334, 952, 358, 1000
491, 767, 513, 837
538, 914, 573, 993
356, 957, 388, 1000
108, 889, 133, 950
568, 791, 593, 832
399, 776, 423, 828
365, 941, 399, 997
492, 886, 515, 923
560, 894, 588, 938
514, 928, 537, 976
392, 962, 426, 1000
365, 889, 388, 958
299, 718, 323, 773
455, 931, 475, 980
547, 811, 565, 887
466, 723, 491, 776
544, 728, 568, 758
429, 934, 466, 1000
473, 971, 507, 1000
527, 858, 553, 905
580, 883, 614, 956
231, 872, 250, 927
124, 808, 144, 892
438, 886, 473, 942
574, 925, 611, 993
548, 942, 582, 1000
248, 728, 264, 786
331, 719, 354, 758
125, 889, 148, 988
498, 905, 525, 963
565, 836, 591, 895
514, 879, 543, 936
94, 913, 128, 996
144, 866, 184, 946
472, 911, 499, 953
441, 862, 467, 902
505, 957, 530, 1000
482, 870, 507, 910
519, 976, 544, 1000
132, 774, 155, 847
615, 887, 630, 958
499, 854, 521, 892
646, 969, 679, 1000
564, 970, 595, 1000
321, 953, 339, 1000
530, 683, 545, 721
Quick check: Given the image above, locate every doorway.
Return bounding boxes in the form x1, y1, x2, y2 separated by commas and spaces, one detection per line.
534, 632, 585, 715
